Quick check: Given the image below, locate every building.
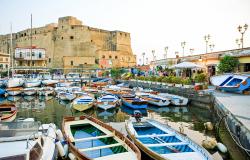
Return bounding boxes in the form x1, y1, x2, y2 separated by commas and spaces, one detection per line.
0, 16, 136, 72
0, 52, 9, 71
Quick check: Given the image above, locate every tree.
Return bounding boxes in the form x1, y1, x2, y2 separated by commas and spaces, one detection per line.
218, 55, 239, 73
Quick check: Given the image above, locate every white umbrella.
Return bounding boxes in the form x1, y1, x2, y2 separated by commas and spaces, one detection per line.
169, 62, 205, 69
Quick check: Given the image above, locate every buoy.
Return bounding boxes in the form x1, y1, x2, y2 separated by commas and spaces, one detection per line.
68, 152, 76, 160
56, 129, 64, 141
55, 139, 66, 157
64, 144, 69, 157
204, 122, 214, 131
202, 137, 217, 149
217, 142, 227, 153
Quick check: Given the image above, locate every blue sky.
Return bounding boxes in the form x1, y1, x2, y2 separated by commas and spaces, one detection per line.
1, 0, 250, 63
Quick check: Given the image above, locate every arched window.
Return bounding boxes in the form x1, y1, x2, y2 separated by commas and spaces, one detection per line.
109, 55, 112, 59
102, 55, 105, 58
115, 56, 118, 59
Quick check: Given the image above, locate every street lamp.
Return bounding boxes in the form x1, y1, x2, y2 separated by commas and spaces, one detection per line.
181, 41, 186, 57
164, 46, 168, 59
189, 48, 194, 55
209, 44, 215, 52
237, 24, 248, 49
235, 38, 241, 49
204, 34, 210, 53
152, 50, 155, 61
142, 52, 145, 65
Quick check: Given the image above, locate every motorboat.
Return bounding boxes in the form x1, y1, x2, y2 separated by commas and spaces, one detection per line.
58, 91, 76, 101
22, 87, 37, 96
158, 93, 189, 106
6, 74, 25, 88
126, 118, 213, 160
0, 103, 17, 122
24, 78, 41, 88
38, 87, 54, 96
66, 72, 81, 82
62, 116, 141, 160
0, 88, 6, 96
6, 87, 23, 96
121, 94, 148, 109
71, 95, 95, 111
136, 92, 170, 107
42, 79, 59, 86
96, 94, 120, 110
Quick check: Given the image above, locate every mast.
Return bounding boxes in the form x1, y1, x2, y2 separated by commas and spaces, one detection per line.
7, 23, 12, 78
30, 14, 33, 73
10, 23, 14, 77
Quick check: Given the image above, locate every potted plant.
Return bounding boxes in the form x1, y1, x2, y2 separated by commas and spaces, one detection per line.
194, 73, 207, 85
183, 78, 193, 88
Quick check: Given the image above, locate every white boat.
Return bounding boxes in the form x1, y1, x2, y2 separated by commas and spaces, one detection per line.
126, 118, 213, 160
96, 94, 120, 110
6, 87, 23, 96
42, 79, 59, 86
136, 92, 170, 107
24, 78, 41, 88
58, 91, 76, 101
0, 121, 58, 160
38, 87, 54, 96
22, 87, 37, 96
158, 93, 189, 106
7, 75, 25, 88
71, 95, 95, 111
66, 72, 81, 82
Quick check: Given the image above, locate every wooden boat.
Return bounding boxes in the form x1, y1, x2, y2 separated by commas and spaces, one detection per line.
6, 87, 23, 96
0, 104, 17, 122
22, 87, 37, 96
210, 74, 250, 93
126, 118, 213, 160
136, 92, 170, 107
62, 116, 141, 160
121, 94, 147, 109
96, 94, 120, 110
38, 87, 54, 96
72, 95, 94, 111
158, 93, 189, 106
0, 121, 57, 160
58, 91, 76, 101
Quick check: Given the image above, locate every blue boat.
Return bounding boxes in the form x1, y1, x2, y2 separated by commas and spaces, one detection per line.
0, 88, 5, 96
210, 74, 250, 93
126, 118, 213, 160
121, 94, 147, 109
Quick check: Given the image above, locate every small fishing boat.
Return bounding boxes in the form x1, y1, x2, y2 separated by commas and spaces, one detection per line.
62, 116, 141, 160
38, 87, 54, 96
6, 87, 23, 96
158, 93, 189, 106
136, 92, 170, 107
126, 118, 213, 160
121, 94, 148, 109
72, 95, 95, 111
96, 94, 120, 110
133, 87, 158, 95
6, 75, 25, 88
24, 78, 41, 88
58, 91, 76, 101
22, 87, 37, 96
210, 74, 250, 93
0, 104, 17, 122
0, 121, 58, 160
42, 79, 59, 86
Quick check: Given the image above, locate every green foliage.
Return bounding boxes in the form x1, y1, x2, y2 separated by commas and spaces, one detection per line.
102, 70, 110, 77
162, 76, 174, 83
156, 76, 164, 82
182, 78, 192, 85
218, 55, 239, 73
194, 73, 207, 83
150, 76, 157, 82
111, 68, 126, 79
172, 76, 182, 84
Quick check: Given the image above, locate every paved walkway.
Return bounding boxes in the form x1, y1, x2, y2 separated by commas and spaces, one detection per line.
213, 91, 250, 131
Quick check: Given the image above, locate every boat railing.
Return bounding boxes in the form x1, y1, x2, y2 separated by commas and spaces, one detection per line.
148, 120, 213, 160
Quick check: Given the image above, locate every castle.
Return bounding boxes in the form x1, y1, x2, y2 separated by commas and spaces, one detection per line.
0, 16, 136, 71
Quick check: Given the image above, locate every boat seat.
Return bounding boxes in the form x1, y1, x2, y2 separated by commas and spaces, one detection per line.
79, 142, 123, 152
145, 142, 188, 147
73, 134, 114, 142
136, 133, 174, 138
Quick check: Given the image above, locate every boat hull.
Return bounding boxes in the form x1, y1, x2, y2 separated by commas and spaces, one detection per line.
96, 102, 116, 110
122, 99, 147, 109
7, 79, 24, 88
24, 81, 41, 88
72, 102, 93, 111
6, 88, 22, 96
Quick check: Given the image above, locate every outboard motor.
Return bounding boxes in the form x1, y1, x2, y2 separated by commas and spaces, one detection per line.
133, 110, 142, 122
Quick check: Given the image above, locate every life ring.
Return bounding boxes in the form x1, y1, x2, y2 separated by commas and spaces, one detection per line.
242, 80, 247, 86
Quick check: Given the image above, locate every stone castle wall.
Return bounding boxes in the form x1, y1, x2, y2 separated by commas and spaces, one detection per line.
0, 16, 136, 69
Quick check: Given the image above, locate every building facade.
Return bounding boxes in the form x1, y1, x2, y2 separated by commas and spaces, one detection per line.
0, 52, 9, 71
0, 16, 136, 72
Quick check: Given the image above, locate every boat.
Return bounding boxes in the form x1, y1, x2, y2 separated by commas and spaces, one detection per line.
24, 78, 41, 88
62, 116, 141, 160
136, 92, 170, 107
133, 87, 158, 95
7, 96, 21, 102
0, 104, 17, 122
71, 95, 95, 111
121, 94, 148, 109
6, 74, 25, 88
158, 93, 189, 106
0, 78, 8, 87
6, 87, 23, 96
38, 87, 54, 96
96, 94, 120, 110
0, 120, 58, 160
0, 88, 6, 96
66, 72, 81, 82
210, 74, 250, 93
22, 87, 37, 96
126, 118, 213, 160
58, 91, 76, 101
42, 79, 59, 86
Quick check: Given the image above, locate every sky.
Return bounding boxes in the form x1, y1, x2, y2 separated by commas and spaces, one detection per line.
0, 0, 250, 64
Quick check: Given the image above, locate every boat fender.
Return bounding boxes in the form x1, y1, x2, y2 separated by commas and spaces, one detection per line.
56, 129, 64, 141
63, 144, 69, 157
55, 139, 66, 157
217, 142, 227, 153
68, 152, 77, 160
204, 122, 213, 131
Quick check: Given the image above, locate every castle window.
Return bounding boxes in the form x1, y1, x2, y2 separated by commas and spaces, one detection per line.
102, 55, 105, 58
19, 61, 22, 66
39, 52, 42, 58
70, 36, 74, 40
71, 61, 73, 66
125, 33, 127, 37
71, 26, 74, 29
61, 37, 63, 40
91, 40, 93, 42
62, 26, 64, 29
84, 63, 87, 64
24, 33, 26, 36
109, 55, 112, 59
115, 56, 118, 59
32, 61, 35, 66
120, 33, 122, 36
48, 58, 51, 63
32, 52, 35, 57
35, 30, 37, 34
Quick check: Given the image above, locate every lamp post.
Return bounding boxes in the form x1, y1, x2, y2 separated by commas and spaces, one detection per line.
164, 47, 168, 59
235, 38, 241, 49
142, 52, 146, 65
204, 34, 210, 53
209, 44, 215, 52
181, 41, 186, 57
152, 50, 155, 61
237, 24, 248, 49
190, 48, 194, 55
